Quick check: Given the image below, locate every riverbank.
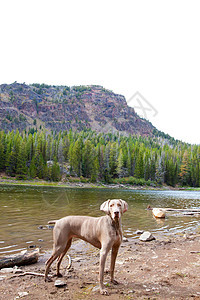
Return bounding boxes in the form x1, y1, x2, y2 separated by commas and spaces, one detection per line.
1, 232, 200, 299
0, 176, 199, 191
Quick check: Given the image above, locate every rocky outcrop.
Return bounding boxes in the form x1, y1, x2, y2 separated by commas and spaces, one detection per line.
0, 82, 154, 135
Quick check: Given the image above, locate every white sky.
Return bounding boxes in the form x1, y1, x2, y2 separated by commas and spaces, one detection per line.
1, 0, 200, 144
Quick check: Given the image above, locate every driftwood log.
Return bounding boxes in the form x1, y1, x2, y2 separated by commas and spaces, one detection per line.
160, 208, 200, 213
148, 206, 200, 214
0, 248, 39, 269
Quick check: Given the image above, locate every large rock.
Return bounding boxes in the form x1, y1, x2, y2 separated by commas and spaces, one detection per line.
139, 231, 155, 242
152, 208, 166, 218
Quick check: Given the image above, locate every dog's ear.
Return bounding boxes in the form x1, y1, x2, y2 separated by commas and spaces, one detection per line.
100, 199, 110, 214
120, 199, 128, 213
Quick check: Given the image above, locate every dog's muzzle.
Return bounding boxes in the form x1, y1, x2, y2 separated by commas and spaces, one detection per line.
114, 211, 120, 218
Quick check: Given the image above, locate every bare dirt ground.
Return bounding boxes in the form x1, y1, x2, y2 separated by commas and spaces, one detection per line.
0, 233, 200, 300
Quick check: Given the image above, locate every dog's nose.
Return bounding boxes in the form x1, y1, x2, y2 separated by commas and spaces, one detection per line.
114, 211, 119, 216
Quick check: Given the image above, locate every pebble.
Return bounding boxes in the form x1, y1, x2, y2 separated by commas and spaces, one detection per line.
73, 257, 82, 262
54, 279, 67, 287
139, 231, 155, 242
13, 267, 23, 274
116, 260, 124, 265
0, 267, 14, 273
17, 291, 29, 298
135, 230, 144, 235
123, 237, 129, 242
47, 225, 54, 229
0, 266, 23, 274
28, 245, 36, 249
128, 290, 135, 294
50, 290, 57, 295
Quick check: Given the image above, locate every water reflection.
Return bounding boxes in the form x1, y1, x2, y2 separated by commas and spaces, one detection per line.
0, 185, 200, 255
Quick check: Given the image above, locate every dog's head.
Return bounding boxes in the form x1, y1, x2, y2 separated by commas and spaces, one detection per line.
100, 199, 128, 220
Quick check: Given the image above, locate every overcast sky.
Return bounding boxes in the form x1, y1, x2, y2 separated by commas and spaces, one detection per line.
1, 0, 200, 144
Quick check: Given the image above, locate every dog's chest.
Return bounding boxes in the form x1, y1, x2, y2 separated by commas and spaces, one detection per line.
110, 224, 122, 242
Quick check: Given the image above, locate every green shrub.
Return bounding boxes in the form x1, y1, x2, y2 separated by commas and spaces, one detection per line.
68, 177, 80, 183
112, 177, 156, 186
80, 176, 89, 183
16, 174, 27, 180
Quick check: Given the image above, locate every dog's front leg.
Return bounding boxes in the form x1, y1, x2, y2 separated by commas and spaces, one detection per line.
110, 243, 120, 284
99, 245, 110, 295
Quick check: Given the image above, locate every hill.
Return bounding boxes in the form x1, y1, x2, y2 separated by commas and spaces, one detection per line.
0, 82, 154, 136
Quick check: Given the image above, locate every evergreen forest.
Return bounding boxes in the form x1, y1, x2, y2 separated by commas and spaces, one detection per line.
0, 129, 200, 187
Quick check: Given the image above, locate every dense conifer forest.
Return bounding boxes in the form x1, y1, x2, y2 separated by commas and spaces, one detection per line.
0, 129, 199, 187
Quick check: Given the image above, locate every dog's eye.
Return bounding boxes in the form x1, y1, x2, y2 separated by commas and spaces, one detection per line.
117, 204, 121, 207
110, 204, 114, 207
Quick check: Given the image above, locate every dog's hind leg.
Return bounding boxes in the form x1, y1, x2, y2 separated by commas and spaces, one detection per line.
45, 245, 66, 282
56, 238, 72, 277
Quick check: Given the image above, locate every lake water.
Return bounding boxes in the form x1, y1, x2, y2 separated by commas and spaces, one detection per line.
0, 185, 200, 255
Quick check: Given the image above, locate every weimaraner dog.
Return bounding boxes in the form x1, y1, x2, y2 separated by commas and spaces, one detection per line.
45, 199, 128, 295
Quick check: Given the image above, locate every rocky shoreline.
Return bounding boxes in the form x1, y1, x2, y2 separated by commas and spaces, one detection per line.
1, 232, 200, 299
0, 177, 198, 191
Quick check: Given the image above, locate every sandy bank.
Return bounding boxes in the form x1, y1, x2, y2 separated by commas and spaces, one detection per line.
0, 232, 200, 299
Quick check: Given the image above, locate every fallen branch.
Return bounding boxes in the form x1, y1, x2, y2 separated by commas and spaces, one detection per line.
10, 271, 47, 278
9, 254, 71, 279
0, 248, 40, 269
148, 206, 200, 213
163, 208, 200, 213
190, 251, 200, 254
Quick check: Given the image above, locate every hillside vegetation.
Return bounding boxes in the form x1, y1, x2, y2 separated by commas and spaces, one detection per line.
0, 129, 199, 187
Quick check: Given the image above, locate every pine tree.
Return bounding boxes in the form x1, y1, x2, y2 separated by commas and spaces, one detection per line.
179, 151, 190, 185
29, 159, 37, 178
109, 142, 117, 177
16, 142, 27, 177
91, 155, 99, 182
6, 146, 18, 176
38, 153, 45, 179
69, 138, 82, 176
134, 149, 144, 178
51, 161, 61, 181
82, 140, 94, 178
57, 138, 64, 175
117, 149, 124, 177
155, 155, 165, 184
97, 144, 105, 179
63, 136, 70, 161
0, 139, 5, 171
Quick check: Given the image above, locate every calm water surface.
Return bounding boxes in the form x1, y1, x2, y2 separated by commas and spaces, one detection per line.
0, 185, 200, 255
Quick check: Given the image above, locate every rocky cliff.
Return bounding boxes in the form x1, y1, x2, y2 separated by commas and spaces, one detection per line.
0, 82, 154, 135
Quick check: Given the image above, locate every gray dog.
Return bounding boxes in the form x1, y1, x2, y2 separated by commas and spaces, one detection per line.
45, 199, 128, 295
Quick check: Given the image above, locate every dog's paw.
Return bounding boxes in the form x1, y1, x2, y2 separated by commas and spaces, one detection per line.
111, 278, 119, 285
45, 276, 53, 282
56, 272, 63, 278
100, 288, 109, 296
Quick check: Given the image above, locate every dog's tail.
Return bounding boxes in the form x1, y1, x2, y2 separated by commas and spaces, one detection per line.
48, 220, 57, 224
